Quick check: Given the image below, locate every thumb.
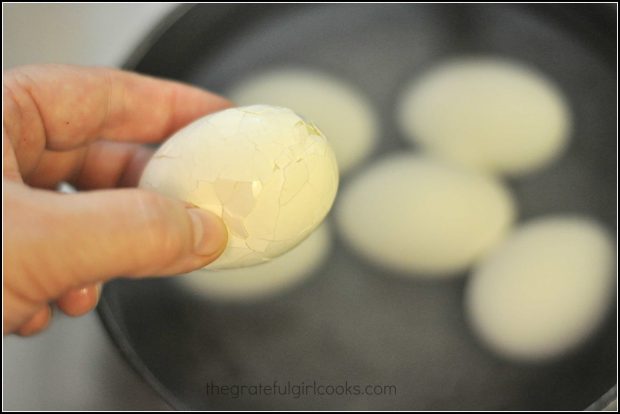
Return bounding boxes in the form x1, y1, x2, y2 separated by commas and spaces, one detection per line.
6, 183, 228, 300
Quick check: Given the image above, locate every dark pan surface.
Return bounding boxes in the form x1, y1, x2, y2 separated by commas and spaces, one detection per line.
98, 4, 617, 410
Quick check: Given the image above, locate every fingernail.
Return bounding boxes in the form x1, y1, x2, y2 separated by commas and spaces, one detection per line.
188, 208, 228, 256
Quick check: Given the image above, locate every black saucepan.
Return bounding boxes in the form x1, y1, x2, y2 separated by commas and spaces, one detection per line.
98, 4, 617, 410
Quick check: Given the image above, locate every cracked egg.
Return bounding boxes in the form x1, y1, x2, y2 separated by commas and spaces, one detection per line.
139, 105, 339, 269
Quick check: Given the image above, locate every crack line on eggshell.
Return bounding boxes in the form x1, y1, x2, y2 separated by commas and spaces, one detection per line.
270, 178, 284, 242
224, 248, 257, 265
242, 238, 265, 255
279, 162, 310, 207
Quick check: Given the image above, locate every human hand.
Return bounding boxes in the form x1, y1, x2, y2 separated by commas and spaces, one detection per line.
3, 64, 231, 335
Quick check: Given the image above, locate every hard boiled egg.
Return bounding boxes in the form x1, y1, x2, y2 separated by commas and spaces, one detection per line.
466, 216, 614, 361
139, 105, 339, 269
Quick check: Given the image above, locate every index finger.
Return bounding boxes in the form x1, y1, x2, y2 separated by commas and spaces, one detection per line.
3, 64, 232, 155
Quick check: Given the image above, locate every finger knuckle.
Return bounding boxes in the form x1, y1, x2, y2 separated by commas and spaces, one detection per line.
134, 190, 187, 267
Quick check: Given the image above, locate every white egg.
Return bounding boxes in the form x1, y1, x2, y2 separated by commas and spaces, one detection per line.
466, 216, 614, 361
336, 154, 515, 276
180, 223, 330, 301
398, 58, 571, 175
139, 105, 339, 269
229, 68, 378, 175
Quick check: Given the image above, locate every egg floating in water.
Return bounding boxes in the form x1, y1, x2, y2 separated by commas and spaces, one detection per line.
397, 58, 571, 176
466, 216, 614, 361
229, 68, 379, 175
336, 154, 515, 277
180, 223, 331, 302
139, 105, 339, 270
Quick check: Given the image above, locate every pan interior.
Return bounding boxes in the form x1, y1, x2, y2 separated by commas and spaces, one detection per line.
99, 4, 616, 410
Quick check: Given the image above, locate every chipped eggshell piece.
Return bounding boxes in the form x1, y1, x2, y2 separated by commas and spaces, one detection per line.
139, 105, 339, 269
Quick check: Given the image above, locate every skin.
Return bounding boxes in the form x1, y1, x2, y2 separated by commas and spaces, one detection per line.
3, 64, 232, 335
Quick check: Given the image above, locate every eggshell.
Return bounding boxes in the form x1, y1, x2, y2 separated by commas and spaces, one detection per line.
139, 105, 339, 269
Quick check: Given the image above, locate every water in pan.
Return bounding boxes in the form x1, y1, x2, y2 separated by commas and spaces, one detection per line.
100, 4, 616, 410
